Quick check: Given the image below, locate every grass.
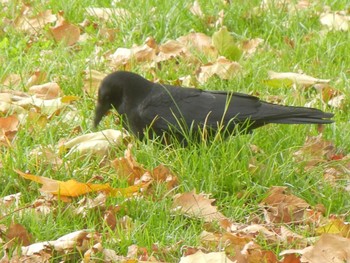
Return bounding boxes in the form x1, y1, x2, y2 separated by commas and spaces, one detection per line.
1, 0, 349, 261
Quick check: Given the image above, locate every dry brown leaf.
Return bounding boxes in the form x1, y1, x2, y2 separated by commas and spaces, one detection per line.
111, 144, 147, 185
179, 250, 234, 263
156, 40, 191, 63
260, 186, 314, 224
0, 115, 19, 145
26, 70, 47, 87
1, 73, 22, 87
50, 12, 80, 46
29, 82, 61, 99
301, 234, 350, 263
241, 38, 264, 56
15, 7, 57, 34
83, 69, 107, 95
75, 193, 107, 216
177, 32, 218, 58
22, 230, 99, 255
6, 222, 32, 247
200, 230, 253, 252
151, 164, 178, 190
110, 41, 156, 68
327, 94, 345, 108
197, 56, 241, 84
172, 190, 227, 222
32, 194, 57, 215
1, 193, 21, 211
320, 11, 350, 31
30, 146, 63, 170
61, 129, 128, 156
293, 135, 338, 167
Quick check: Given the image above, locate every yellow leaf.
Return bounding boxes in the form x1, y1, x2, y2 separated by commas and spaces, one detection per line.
316, 219, 350, 238
14, 169, 140, 198
61, 95, 79, 103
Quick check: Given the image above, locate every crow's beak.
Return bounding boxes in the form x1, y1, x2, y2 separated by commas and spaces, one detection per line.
94, 102, 111, 128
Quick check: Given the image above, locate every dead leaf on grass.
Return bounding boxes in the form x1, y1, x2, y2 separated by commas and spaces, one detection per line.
179, 250, 234, 263
320, 11, 350, 31
29, 82, 61, 99
6, 222, 32, 247
241, 38, 264, 57
316, 218, 350, 238
83, 69, 107, 95
14, 6, 57, 34
0, 115, 19, 146
177, 32, 218, 58
61, 129, 129, 156
197, 56, 241, 84
50, 11, 80, 46
14, 169, 141, 199
265, 71, 331, 87
260, 186, 319, 224
301, 234, 350, 263
172, 190, 227, 222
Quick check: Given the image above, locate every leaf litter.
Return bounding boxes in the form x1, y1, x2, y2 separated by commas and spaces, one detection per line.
1, 0, 348, 262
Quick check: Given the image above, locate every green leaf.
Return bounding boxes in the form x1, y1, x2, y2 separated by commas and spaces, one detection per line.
212, 27, 242, 61
263, 78, 294, 88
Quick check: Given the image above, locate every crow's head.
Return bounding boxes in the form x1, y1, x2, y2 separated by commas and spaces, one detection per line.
94, 72, 125, 128
94, 71, 150, 128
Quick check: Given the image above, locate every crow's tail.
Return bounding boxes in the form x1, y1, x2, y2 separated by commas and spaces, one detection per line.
258, 103, 334, 125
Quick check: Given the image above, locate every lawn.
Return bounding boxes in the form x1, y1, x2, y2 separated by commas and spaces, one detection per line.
0, 0, 349, 262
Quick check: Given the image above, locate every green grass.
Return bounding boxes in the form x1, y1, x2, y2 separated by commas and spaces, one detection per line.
1, 0, 349, 261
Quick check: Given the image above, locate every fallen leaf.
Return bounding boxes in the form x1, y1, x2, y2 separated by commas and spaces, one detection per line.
0, 115, 19, 145
260, 186, 313, 224
327, 94, 345, 108
26, 70, 47, 87
320, 11, 350, 31
212, 26, 242, 61
301, 234, 350, 263
6, 222, 32, 247
83, 69, 107, 95
50, 11, 80, 46
265, 71, 331, 87
241, 38, 264, 56
179, 250, 234, 263
151, 164, 178, 190
21, 230, 98, 255
293, 135, 338, 166
177, 32, 218, 58
197, 56, 241, 84
15, 7, 57, 34
29, 82, 61, 99
172, 190, 227, 222
61, 129, 128, 156
111, 144, 147, 184
1, 73, 22, 87
156, 40, 191, 63
14, 169, 140, 198
316, 218, 350, 238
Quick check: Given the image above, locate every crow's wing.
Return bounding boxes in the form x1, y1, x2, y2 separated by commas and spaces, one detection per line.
138, 84, 262, 133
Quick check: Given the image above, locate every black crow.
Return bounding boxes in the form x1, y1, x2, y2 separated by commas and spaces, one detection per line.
94, 71, 333, 141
